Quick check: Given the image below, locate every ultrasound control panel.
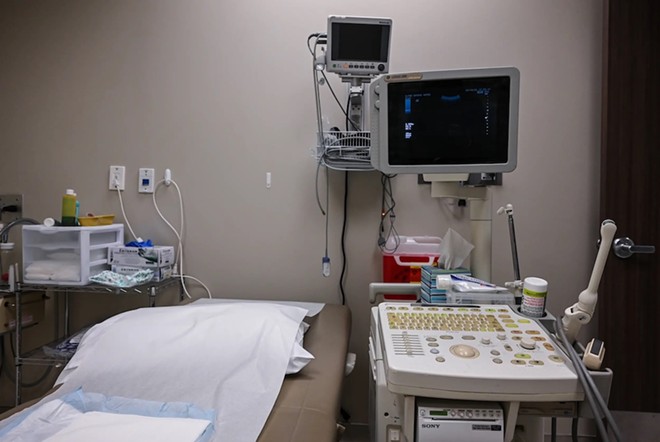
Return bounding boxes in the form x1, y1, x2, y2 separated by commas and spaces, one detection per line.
378, 303, 584, 401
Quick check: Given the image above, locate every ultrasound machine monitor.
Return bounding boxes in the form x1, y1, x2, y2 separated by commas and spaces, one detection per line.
369, 67, 520, 174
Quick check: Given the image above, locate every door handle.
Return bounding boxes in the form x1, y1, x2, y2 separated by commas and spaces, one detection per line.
613, 237, 656, 259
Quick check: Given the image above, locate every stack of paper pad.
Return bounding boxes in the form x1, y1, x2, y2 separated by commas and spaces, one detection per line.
420, 266, 470, 304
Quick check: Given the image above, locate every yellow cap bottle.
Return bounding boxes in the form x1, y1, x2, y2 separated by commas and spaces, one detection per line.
61, 189, 77, 226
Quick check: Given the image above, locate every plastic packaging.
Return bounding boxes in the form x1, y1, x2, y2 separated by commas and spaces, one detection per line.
61, 189, 77, 226
89, 269, 155, 288
447, 291, 516, 305
520, 277, 548, 318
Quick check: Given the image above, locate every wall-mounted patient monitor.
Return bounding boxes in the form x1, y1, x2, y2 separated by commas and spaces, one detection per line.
326, 16, 392, 77
369, 67, 520, 174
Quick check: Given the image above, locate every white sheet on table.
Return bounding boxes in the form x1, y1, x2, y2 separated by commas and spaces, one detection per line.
189, 299, 319, 374
44, 411, 210, 442
50, 302, 308, 442
190, 298, 325, 316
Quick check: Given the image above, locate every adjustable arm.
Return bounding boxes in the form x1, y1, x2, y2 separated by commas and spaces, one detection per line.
561, 220, 617, 343
497, 203, 521, 281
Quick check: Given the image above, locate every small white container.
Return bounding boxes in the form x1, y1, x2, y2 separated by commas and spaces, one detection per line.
520, 277, 548, 318
22, 224, 124, 286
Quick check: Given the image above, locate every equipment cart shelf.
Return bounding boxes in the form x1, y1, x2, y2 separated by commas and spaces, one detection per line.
3, 277, 181, 406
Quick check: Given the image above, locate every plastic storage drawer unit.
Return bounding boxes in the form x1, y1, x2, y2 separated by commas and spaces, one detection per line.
22, 224, 124, 286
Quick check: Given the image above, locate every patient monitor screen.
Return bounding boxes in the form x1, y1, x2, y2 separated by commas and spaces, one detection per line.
330, 22, 390, 62
387, 76, 511, 166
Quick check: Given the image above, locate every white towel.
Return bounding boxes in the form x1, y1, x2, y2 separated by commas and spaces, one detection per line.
24, 260, 80, 281
44, 411, 210, 442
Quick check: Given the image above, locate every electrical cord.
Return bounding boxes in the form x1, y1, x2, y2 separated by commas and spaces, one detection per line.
311, 35, 326, 163
307, 33, 325, 56
321, 70, 360, 132
115, 187, 142, 243
338, 171, 348, 305
152, 179, 212, 299
378, 173, 400, 253
345, 93, 361, 132
571, 417, 579, 442
310, 33, 365, 169
310, 33, 333, 277
323, 162, 330, 276
315, 155, 327, 216
554, 317, 622, 442
323, 134, 372, 162
308, 32, 366, 283
115, 177, 212, 299
310, 37, 331, 275
335, 95, 355, 302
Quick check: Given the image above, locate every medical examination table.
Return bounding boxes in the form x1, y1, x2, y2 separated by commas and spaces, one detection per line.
0, 303, 351, 442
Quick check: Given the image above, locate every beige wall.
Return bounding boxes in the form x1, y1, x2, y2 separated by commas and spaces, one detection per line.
0, 0, 603, 422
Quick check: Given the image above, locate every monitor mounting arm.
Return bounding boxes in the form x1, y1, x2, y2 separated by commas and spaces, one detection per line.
561, 220, 617, 343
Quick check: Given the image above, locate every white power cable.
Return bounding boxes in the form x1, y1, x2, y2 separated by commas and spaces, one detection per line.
152, 179, 212, 299
115, 187, 143, 243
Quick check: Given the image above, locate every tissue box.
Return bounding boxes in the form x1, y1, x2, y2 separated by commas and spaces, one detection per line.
108, 246, 175, 267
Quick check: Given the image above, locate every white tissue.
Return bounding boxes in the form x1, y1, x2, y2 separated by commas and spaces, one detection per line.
438, 228, 474, 270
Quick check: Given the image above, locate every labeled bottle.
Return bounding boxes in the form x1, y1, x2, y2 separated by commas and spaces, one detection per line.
520, 277, 548, 318
61, 189, 77, 226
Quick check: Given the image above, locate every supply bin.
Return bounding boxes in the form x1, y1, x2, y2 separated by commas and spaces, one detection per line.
22, 224, 124, 286
382, 235, 442, 300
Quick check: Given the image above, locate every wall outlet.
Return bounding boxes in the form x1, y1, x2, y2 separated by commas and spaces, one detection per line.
109, 165, 126, 190
0, 194, 23, 222
138, 168, 155, 193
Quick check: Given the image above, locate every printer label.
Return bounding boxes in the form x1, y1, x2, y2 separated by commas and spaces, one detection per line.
472, 424, 502, 431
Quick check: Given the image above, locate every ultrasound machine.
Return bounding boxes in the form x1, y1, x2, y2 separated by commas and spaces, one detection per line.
309, 16, 619, 442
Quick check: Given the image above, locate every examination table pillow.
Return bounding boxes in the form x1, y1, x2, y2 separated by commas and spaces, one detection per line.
55, 302, 309, 442
287, 321, 313, 374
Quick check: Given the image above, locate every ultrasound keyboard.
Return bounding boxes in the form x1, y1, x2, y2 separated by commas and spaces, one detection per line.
378, 303, 584, 401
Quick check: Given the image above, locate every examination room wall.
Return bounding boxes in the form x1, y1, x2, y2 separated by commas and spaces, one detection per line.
0, 0, 603, 422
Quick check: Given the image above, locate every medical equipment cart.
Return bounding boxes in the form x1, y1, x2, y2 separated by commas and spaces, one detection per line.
5, 277, 181, 406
